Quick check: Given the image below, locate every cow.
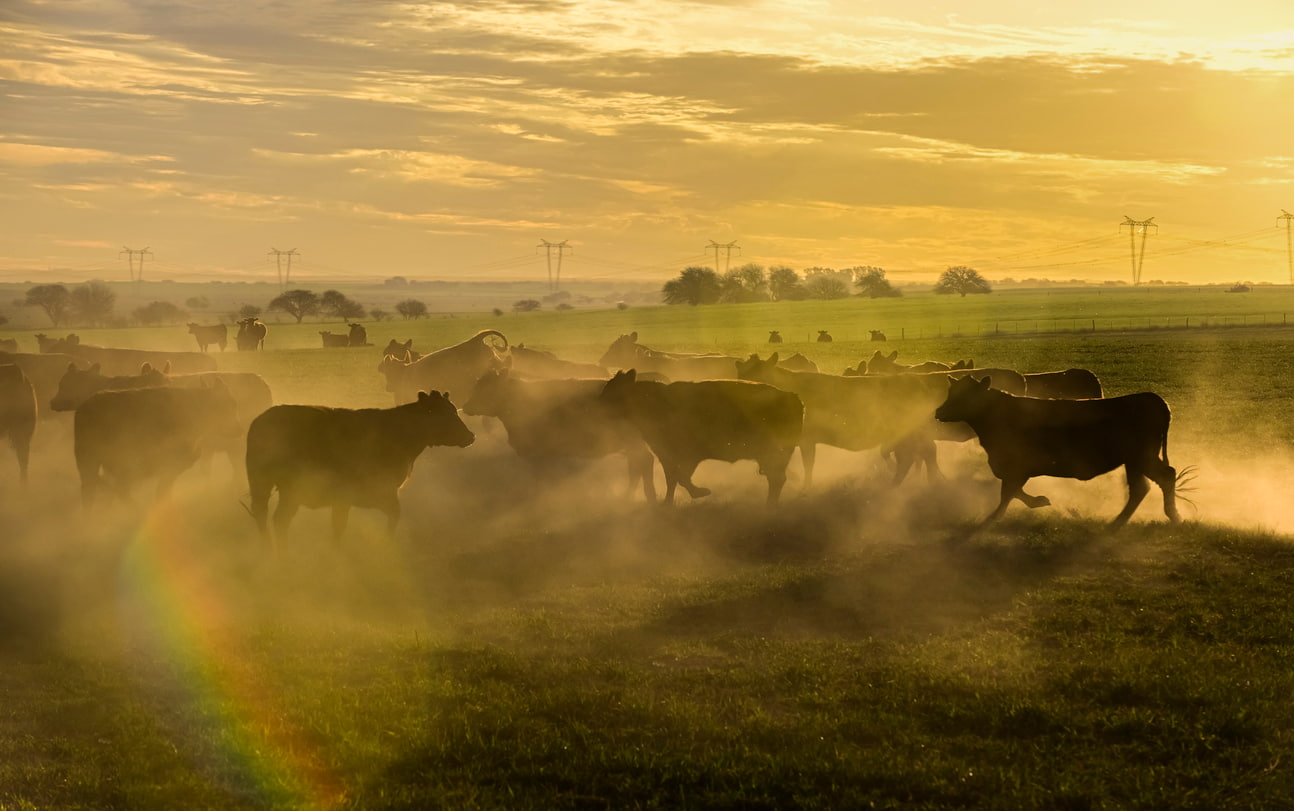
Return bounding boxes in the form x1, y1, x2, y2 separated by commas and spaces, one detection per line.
44, 341, 215, 375
50, 362, 160, 411
347, 323, 369, 347
934, 375, 1181, 528
0, 351, 87, 417
320, 331, 350, 348
0, 364, 36, 484
0, 338, 17, 353
377, 329, 508, 404
598, 369, 803, 505
736, 353, 945, 487
777, 352, 818, 373
236, 318, 267, 351
817, 330, 832, 343
870, 330, 886, 342
187, 322, 228, 353
598, 332, 738, 381
35, 333, 78, 354
508, 344, 606, 379
382, 338, 421, 362
74, 383, 242, 509
768, 331, 783, 343
866, 350, 951, 375
1022, 369, 1104, 400
245, 390, 474, 544
463, 368, 655, 500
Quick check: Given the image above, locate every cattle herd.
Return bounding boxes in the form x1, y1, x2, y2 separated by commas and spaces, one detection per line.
0, 324, 1184, 545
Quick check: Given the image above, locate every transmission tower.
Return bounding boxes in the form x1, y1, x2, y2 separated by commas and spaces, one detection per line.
120, 246, 152, 282
707, 240, 741, 274
537, 240, 571, 292
1280, 210, 1294, 284
268, 247, 299, 289
1119, 216, 1157, 286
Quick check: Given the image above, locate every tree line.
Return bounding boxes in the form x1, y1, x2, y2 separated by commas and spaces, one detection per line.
661, 264, 991, 305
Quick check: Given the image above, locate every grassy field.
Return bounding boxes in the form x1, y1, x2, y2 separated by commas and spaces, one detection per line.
3, 288, 1294, 809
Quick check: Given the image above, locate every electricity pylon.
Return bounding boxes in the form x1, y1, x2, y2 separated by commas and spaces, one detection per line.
537, 240, 570, 292
1119, 216, 1157, 286
1280, 210, 1294, 284
269, 247, 299, 289
707, 240, 740, 274
120, 246, 152, 282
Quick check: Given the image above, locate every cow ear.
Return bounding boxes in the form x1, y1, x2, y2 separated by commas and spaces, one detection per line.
887, 351, 898, 361
89, 362, 100, 374
163, 361, 172, 374
629, 331, 638, 341
417, 391, 429, 403
768, 352, 779, 363
976, 376, 992, 390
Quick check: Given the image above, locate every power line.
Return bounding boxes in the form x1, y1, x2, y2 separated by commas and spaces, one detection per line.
119, 246, 152, 282
1280, 210, 1294, 283
537, 239, 571, 292
707, 240, 740, 274
1120, 216, 1157, 286
268, 247, 299, 289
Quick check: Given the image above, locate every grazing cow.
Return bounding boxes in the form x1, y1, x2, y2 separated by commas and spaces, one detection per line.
598, 332, 738, 381
768, 330, 783, 343
0, 338, 17, 353
246, 390, 474, 543
187, 322, 228, 352
463, 368, 655, 500
1022, 369, 1103, 400
934, 375, 1180, 528
0, 364, 36, 484
508, 344, 606, 379
736, 353, 946, 487
870, 330, 886, 342
236, 318, 267, 351
74, 383, 242, 509
377, 329, 508, 404
347, 323, 369, 347
817, 330, 833, 342
319, 331, 350, 348
382, 338, 421, 362
598, 369, 803, 505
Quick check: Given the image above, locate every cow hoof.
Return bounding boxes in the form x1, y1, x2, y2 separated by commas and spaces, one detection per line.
1024, 495, 1051, 509
686, 486, 712, 499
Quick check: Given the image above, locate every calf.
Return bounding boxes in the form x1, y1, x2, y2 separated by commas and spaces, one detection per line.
599, 369, 803, 505
246, 390, 474, 544
934, 375, 1180, 527
0, 364, 36, 483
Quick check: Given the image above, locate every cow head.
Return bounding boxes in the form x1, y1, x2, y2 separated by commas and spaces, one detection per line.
461, 367, 511, 417
735, 353, 775, 383
414, 390, 475, 448
50, 361, 105, 412
598, 332, 639, 368
934, 375, 994, 423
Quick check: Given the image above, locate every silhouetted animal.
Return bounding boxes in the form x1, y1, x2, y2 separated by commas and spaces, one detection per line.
377, 330, 508, 404
777, 352, 818, 373
0, 338, 17, 353
187, 322, 227, 352
508, 344, 606, 379
866, 350, 951, 374
43, 341, 215, 376
768, 331, 783, 343
463, 368, 655, 500
320, 331, 350, 348
347, 323, 369, 347
236, 318, 267, 351
934, 375, 1180, 527
50, 362, 159, 411
35, 334, 78, 354
0, 351, 81, 417
870, 330, 886, 342
0, 364, 36, 484
817, 330, 832, 342
598, 332, 738, 380
246, 391, 474, 544
382, 338, 421, 362
1021, 369, 1103, 400
599, 369, 803, 505
74, 383, 241, 509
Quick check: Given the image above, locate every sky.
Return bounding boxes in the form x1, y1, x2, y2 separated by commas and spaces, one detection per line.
2, 0, 1294, 285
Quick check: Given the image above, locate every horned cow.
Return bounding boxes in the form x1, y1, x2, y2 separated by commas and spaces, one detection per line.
377, 329, 508, 404
598, 332, 738, 381
0, 364, 36, 484
246, 391, 474, 544
934, 375, 1180, 528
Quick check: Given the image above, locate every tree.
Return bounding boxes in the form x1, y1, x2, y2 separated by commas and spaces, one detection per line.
803, 274, 850, 300
369, 308, 391, 321
134, 300, 186, 326
513, 299, 541, 313
185, 295, 210, 310
661, 266, 722, 306
25, 284, 71, 327
768, 265, 805, 301
719, 263, 769, 303
853, 266, 902, 298
320, 289, 366, 320
70, 281, 116, 326
395, 299, 428, 319
269, 289, 320, 323
934, 266, 992, 297
237, 304, 262, 319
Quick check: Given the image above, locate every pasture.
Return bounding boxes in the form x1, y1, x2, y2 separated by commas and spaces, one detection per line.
4, 287, 1294, 808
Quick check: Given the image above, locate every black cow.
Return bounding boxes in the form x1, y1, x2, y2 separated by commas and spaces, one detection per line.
347, 323, 369, 347
236, 318, 267, 351
0, 364, 36, 483
934, 375, 1180, 527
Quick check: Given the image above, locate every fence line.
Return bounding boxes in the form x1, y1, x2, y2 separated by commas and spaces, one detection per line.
876, 312, 1292, 341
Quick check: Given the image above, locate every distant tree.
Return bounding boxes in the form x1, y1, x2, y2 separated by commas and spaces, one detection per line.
719, 263, 770, 303
853, 266, 902, 298
542, 290, 572, 304
70, 281, 116, 326
25, 284, 71, 327
662, 266, 722, 306
513, 299, 541, 313
320, 289, 366, 320
768, 265, 805, 301
395, 299, 428, 319
185, 295, 210, 310
556, 302, 574, 311
934, 266, 992, 297
269, 289, 320, 323
803, 274, 850, 300
237, 304, 262, 320
384, 276, 410, 287
134, 300, 186, 326
369, 308, 391, 322
492, 307, 505, 317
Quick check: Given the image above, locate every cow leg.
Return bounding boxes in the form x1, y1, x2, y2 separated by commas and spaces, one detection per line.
1018, 490, 1051, 509
677, 462, 710, 500
800, 442, 816, 488
1149, 462, 1181, 523
628, 447, 656, 502
1111, 468, 1151, 528
985, 476, 1029, 522
272, 491, 301, 540
11, 432, 31, 485
331, 504, 351, 541
761, 457, 789, 506
248, 478, 273, 540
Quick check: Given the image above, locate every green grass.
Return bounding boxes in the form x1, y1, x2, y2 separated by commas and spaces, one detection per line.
4, 287, 1294, 808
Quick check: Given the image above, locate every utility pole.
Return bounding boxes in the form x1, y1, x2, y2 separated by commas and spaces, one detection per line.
1119, 216, 1157, 286
707, 240, 741, 274
120, 246, 152, 282
1280, 210, 1294, 284
268, 247, 299, 290
537, 240, 570, 292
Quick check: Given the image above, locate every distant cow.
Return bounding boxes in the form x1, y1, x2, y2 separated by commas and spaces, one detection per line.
870, 330, 886, 342
0, 338, 17, 353
382, 338, 421, 362
934, 375, 1181, 528
0, 364, 36, 484
768, 331, 783, 344
187, 322, 227, 352
1022, 369, 1103, 400
74, 383, 242, 509
320, 331, 350, 348
377, 329, 508, 404
463, 368, 655, 500
236, 318, 267, 351
599, 369, 803, 505
817, 330, 832, 342
246, 390, 474, 544
598, 332, 738, 381
509, 344, 606, 379
347, 323, 369, 347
